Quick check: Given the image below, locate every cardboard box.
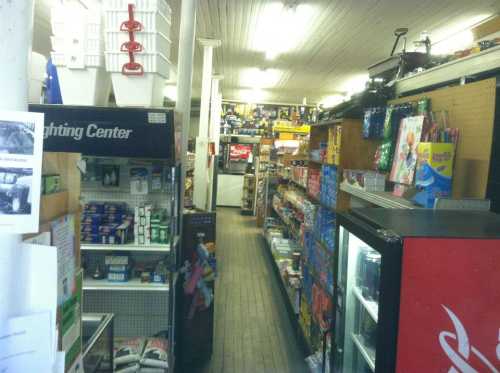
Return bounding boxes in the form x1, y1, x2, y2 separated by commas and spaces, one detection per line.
414, 143, 454, 208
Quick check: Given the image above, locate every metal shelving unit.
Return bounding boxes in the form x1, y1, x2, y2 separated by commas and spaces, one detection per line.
82, 243, 172, 252
340, 182, 418, 209
83, 278, 170, 291
351, 333, 376, 372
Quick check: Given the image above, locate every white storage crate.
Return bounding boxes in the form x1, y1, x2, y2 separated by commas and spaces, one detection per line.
103, 0, 172, 22
51, 36, 103, 54
51, 6, 102, 38
51, 52, 104, 68
111, 73, 165, 107
57, 67, 111, 106
104, 31, 171, 59
104, 9, 170, 36
105, 51, 170, 78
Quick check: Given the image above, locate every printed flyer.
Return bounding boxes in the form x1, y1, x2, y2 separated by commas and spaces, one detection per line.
0, 110, 44, 233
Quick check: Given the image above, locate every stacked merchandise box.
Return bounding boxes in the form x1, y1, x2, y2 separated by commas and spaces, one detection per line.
314, 207, 336, 253
326, 126, 342, 165
81, 202, 133, 244
134, 204, 152, 245
312, 283, 333, 330
307, 167, 321, 199
320, 165, 337, 209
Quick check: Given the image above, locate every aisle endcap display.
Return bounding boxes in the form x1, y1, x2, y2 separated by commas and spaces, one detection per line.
29, 104, 180, 372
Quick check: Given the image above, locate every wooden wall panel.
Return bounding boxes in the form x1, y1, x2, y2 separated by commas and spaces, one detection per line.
390, 78, 497, 199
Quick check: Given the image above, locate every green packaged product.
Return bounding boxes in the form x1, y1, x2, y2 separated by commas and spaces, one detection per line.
44, 174, 61, 194
374, 139, 394, 173
159, 225, 169, 244
417, 98, 430, 116
383, 106, 394, 139
151, 224, 160, 243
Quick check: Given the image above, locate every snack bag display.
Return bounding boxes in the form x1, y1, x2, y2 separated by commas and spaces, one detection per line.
140, 338, 169, 370
413, 143, 454, 208
114, 338, 147, 371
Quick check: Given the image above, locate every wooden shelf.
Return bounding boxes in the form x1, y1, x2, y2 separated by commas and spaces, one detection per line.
390, 78, 497, 200
40, 190, 69, 224
311, 119, 343, 127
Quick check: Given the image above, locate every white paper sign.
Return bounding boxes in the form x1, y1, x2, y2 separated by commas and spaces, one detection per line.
0, 110, 44, 233
0, 312, 53, 373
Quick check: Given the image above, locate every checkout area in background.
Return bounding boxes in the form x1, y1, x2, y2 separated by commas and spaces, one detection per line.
216, 101, 315, 209
216, 134, 260, 207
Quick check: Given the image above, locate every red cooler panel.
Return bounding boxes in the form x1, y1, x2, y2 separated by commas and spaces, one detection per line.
396, 238, 500, 373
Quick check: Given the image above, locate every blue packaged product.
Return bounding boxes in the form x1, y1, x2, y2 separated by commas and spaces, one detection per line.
104, 202, 127, 214
81, 233, 100, 244
84, 202, 104, 214
81, 223, 99, 234
98, 234, 122, 244
81, 214, 103, 225
99, 223, 120, 236
103, 213, 126, 224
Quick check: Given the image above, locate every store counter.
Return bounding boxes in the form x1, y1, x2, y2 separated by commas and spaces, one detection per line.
82, 313, 114, 373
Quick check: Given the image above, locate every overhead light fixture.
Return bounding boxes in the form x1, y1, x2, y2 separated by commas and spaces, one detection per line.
239, 89, 268, 103
319, 94, 345, 108
430, 14, 492, 55
239, 68, 282, 89
251, 2, 317, 60
340, 74, 369, 98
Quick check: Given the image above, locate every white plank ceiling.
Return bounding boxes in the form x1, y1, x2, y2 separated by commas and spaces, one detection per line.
34, 0, 500, 104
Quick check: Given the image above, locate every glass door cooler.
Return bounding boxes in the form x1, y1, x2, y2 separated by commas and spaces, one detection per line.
332, 208, 500, 373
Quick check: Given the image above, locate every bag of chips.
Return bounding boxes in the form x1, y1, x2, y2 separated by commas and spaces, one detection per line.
114, 338, 147, 367
116, 363, 140, 373
140, 338, 169, 369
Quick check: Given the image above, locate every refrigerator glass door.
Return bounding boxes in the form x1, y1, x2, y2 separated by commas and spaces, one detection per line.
335, 226, 381, 372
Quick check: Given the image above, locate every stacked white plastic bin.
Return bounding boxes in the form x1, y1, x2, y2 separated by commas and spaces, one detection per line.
104, 0, 172, 107
50, 4, 111, 106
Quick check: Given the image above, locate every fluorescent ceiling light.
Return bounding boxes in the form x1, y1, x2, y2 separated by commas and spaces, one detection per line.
163, 85, 177, 101
319, 94, 345, 108
341, 74, 369, 98
251, 2, 317, 60
239, 89, 268, 103
432, 30, 473, 55
430, 14, 492, 55
239, 68, 282, 89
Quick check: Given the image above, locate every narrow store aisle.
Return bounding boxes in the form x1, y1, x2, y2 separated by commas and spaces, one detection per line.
201, 207, 307, 373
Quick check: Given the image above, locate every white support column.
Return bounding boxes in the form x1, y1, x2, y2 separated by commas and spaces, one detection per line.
206, 75, 223, 211
175, 0, 198, 211
209, 75, 223, 148
0, 0, 35, 322
193, 39, 220, 211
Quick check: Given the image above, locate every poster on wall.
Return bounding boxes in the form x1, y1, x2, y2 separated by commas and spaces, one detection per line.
389, 115, 425, 186
0, 110, 44, 234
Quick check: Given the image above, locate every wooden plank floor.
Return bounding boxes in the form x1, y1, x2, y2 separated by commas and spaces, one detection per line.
199, 207, 308, 373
